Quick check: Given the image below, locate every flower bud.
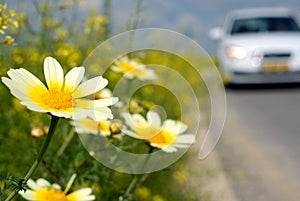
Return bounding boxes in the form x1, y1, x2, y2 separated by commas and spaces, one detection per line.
30, 127, 46, 139
110, 121, 122, 135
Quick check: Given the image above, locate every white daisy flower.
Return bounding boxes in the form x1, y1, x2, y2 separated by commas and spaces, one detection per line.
19, 174, 95, 201
111, 56, 157, 80
1, 57, 118, 121
74, 119, 112, 136
73, 118, 123, 137
122, 111, 195, 153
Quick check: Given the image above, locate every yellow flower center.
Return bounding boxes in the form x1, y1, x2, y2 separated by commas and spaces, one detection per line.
42, 88, 73, 110
120, 62, 136, 72
146, 130, 175, 147
120, 62, 146, 77
36, 188, 68, 201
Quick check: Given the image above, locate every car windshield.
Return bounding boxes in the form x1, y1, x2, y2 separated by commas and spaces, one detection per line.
230, 17, 300, 35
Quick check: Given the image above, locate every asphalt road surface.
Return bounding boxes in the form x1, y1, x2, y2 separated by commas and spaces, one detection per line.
217, 84, 300, 201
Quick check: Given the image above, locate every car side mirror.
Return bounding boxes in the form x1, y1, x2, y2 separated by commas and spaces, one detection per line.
208, 27, 224, 40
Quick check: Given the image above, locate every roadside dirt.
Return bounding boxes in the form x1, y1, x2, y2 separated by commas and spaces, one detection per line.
185, 144, 239, 201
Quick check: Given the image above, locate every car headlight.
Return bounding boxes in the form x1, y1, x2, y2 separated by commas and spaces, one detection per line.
226, 46, 247, 59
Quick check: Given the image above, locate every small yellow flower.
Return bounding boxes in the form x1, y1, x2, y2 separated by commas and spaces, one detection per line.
134, 186, 151, 200
59, 2, 72, 10
0, 4, 18, 44
111, 56, 157, 80
1, 35, 15, 45
55, 27, 69, 40
122, 111, 195, 152
19, 174, 95, 201
1, 57, 118, 121
152, 195, 166, 201
55, 43, 82, 67
173, 170, 189, 183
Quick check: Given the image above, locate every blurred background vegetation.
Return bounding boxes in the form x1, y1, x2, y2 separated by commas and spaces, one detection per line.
0, 1, 211, 200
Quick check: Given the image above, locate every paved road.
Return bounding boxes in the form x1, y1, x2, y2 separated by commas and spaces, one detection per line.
217, 85, 300, 201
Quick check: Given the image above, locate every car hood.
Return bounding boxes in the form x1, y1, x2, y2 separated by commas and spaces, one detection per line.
224, 33, 300, 50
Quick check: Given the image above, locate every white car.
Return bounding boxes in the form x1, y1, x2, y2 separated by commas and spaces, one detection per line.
210, 7, 300, 84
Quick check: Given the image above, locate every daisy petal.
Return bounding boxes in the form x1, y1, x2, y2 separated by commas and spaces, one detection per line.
111, 66, 122, 72
132, 113, 148, 125
3, 79, 48, 110
147, 142, 161, 149
173, 144, 191, 148
52, 183, 61, 190
36, 178, 51, 188
122, 127, 140, 139
122, 113, 137, 130
44, 57, 64, 89
26, 179, 41, 190
1, 78, 32, 101
7, 68, 45, 88
147, 111, 161, 127
175, 134, 195, 144
64, 67, 85, 91
20, 101, 48, 113
89, 107, 114, 121
73, 119, 98, 134
123, 73, 134, 79
75, 97, 118, 109
73, 76, 108, 98
162, 146, 177, 153
67, 188, 95, 201
163, 120, 187, 134
19, 189, 36, 201
2, 69, 48, 101
50, 111, 73, 119
122, 112, 149, 131
73, 108, 91, 120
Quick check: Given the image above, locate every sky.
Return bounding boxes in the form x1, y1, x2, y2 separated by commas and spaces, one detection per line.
9, 0, 300, 54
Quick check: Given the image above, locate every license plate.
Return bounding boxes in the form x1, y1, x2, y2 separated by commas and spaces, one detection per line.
261, 61, 289, 73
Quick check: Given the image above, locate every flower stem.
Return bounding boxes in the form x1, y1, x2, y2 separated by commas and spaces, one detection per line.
54, 128, 75, 160
120, 146, 154, 200
4, 116, 59, 201
122, 175, 139, 200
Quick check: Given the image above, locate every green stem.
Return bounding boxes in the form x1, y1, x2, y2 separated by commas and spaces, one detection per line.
54, 128, 75, 160
141, 146, 154, 171
4, 116, 59, 201
123, 175, 139, 200
128, 0, 142, 30
121, 146, 154, 200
